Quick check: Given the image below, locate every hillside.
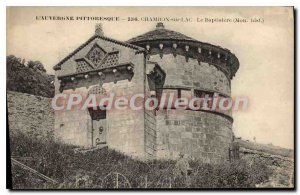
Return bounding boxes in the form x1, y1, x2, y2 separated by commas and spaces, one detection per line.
6, 55, 54, 98
9, 133, 272, 189
235, 139, 293, 158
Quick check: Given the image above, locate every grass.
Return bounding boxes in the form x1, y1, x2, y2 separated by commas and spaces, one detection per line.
9, 132, 272, 189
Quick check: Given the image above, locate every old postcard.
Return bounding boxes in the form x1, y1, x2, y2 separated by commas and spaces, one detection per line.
6, 6, 294, 189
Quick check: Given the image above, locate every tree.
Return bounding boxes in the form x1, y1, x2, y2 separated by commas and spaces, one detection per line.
27, 60, 46, 72
7, 55, 54, 97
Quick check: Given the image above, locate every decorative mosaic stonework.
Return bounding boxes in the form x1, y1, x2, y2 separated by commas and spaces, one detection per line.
101, 52, 118, 68
73, 43, 121, 75
88, 85, 107, 96
86, 44, 106, 68
76, 59, 93, 73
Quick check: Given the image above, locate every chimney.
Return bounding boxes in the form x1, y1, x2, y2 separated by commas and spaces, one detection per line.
156, 22, 165, 30
95, 23, 104, 36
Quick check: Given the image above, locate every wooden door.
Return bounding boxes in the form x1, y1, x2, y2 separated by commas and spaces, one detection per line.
89, 108, 107, 147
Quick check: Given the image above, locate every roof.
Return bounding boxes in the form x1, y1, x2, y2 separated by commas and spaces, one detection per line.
127, 22, 240, 79
127, 24, 197, 43
53, 35, 144, 71
127, 22, 233, 54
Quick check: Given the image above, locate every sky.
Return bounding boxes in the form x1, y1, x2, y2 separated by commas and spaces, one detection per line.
7, 7, 294, 149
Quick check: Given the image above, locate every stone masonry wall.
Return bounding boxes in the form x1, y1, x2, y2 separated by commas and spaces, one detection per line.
144, 75, 157, 159
7, 91, 54, 137
149, 54, 231, 96
156, 109, 233, 163
144, 109, 156, 158
54, 37, 146, 158
150, 53, 233, 163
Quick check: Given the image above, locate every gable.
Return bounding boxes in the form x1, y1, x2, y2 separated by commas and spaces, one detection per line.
74, 42, 119, 74
53, 35, 144, 76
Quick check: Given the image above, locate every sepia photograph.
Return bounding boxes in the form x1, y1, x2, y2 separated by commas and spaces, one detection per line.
6, 6, 294, 189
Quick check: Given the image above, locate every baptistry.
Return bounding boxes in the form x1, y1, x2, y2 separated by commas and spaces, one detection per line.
53, 23, 239, 163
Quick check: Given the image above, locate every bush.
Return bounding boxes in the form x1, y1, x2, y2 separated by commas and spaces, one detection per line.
189, 160, 271, 188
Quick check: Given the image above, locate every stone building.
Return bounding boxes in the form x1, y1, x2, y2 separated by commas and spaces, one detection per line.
53, 23, 239, 163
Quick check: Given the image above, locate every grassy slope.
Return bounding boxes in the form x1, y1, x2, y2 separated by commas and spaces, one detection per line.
9, 133, 272, 189
235, 139, 293, 158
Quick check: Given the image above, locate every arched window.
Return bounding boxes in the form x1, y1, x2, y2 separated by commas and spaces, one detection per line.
88, 85, 107, 96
